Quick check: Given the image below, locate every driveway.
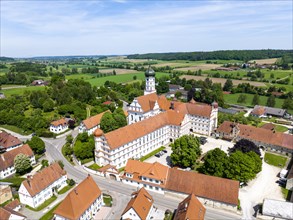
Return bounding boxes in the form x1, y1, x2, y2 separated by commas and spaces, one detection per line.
239, 161, 284, 219
145, 146, 172, 166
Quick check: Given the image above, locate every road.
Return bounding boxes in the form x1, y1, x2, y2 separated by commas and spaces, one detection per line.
4, 128, 241, 219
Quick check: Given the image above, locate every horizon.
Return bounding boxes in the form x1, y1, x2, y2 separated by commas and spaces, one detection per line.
1, 0, 292, 57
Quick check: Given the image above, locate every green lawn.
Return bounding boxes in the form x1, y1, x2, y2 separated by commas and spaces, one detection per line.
39, 202, 61, 220
58, 184, 74, 195
139, 146, 165, 162
274, 124, 289, 132
224, 93, 285, 108
1, 86, 46, 97
88, 163, 102, 171
264, 152, 287, 167
0, 177, 25, 189
0, 124, 31, 135
103, 194, 112, 207
26, 195, 57, 211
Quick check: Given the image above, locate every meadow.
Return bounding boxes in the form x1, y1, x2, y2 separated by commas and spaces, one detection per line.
1, 85, 46, 97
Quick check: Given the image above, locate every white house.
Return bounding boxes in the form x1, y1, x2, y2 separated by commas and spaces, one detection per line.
54, 175, 103, 220
79, 110, 110, 135
121, 187, 154, 220
0, 144, 35, 179
50, 118, 68, 134
18, 163, 67, 208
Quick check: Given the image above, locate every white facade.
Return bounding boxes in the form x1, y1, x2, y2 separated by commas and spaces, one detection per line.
122, 177, 165, 194
19, 175, 67, 208
0, 156, 36, 180
55, 195, 103, 220
79, 122, 99, 135
144, 76, 156, 95
122, 206, 153, 220
50, 124, 68, 134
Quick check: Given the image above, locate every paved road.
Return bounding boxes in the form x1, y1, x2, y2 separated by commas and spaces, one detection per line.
4, 128, 241, 219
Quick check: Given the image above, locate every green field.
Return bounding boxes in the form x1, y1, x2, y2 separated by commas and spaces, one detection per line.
264, 152, 287, 167
224, 93, 285, 108
1, 86, 46, 97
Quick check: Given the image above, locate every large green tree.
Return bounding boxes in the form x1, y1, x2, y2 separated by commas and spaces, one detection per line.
14, 154, 32, 174
199, 148, 228, 177
229, 139, 261, 157
251, 94, 260, 106
100, 109, 127, 133
73, 133, 95, 160
282, 98, 293, 110
170, 135, 201, 168
266, 95, 275, 107
27, 136, 45, 154
223, 79, 233, 92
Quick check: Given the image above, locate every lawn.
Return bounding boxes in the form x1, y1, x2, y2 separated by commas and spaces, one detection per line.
103, 194, 112, 207
1, 86, 46, 97
274, 125, 289, 132
88, 163, 102, 171
39, 202, 61, 220
139, 146, 166, 162
0, 124, 31, 135
224, 93, 285, 108
0, 177, 26, 189
264, 152, 287, 167
26, 195, 57, 211
58, 184, 74, 195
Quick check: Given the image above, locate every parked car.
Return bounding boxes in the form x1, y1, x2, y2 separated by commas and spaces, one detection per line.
199, 136, 207, 144
155, 153, 160, 158
159, 151, 164, 156
162, 149, 167, 153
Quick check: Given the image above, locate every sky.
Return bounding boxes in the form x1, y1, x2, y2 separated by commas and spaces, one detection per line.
1, 0, 292, 57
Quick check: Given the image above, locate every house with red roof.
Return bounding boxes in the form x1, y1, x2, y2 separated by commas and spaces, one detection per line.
50, 118, 68, 134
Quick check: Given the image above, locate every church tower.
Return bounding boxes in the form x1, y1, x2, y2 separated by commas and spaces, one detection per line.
144, 66, 156, 95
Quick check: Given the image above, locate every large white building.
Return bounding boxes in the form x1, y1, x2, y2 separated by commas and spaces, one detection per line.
18, 163, 67, 208
94, 67, 218, 168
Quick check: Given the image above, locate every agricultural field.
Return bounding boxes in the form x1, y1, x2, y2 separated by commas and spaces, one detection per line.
180, 75, 267, 87
249, 58, 278, 65
98, 68, 140, 74
1, 85, 46, 97
84, 72, 169, 87
174, 64, 222, 71
223, 93, 285, 108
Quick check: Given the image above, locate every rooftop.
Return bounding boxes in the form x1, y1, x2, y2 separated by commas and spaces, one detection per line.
0, 131, 22, 149
82, 110, 110, 130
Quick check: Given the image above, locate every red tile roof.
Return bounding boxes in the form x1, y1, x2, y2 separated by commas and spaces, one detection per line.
218, 121, 293, 150
0, 207, 26, 219
54, 175, 101, 220
4, 199, 20, 210
166, 168, 239, 206
260, 123, 275, 130
122, 187, 154, 220
0, 131, 22, 149
50, 118, 67, 127
251, 106, 265, 116
82, 110, 110, 130
22, 163, 66, 197
174, 194, 206, 220
101, 110, 185, 150
0, 144, 34, 171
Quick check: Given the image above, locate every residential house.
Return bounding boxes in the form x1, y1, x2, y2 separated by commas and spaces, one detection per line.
250, 105, 288, 118
0, 131, 22, 152
4, 199, 22, 212
31, 80, 48, 86
18, 163, 67, 208
121, 160, 239, 211
0, 185, 13, 204
79, 110, 110, 135
260, 123, 275, 131
0, 207, 26, 220
174, 194, 206, 220
50, 118, 68, 134
121, 160, 169, 193
217, 121, 293, 155
121, 187, 154, 220
169, 84, 184, 91
165, 89, 188, 100
54, 175, 103, 220
262, 199, 293, 219
0, 144, 35, 179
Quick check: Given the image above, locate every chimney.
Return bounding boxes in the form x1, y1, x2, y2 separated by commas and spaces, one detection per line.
170, 102, 174, 110
74, 189, 78, 195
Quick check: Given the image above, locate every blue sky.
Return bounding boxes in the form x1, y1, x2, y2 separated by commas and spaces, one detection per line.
1, 0, 292, 57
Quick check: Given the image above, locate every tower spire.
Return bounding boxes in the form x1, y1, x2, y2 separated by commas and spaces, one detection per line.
144, 65, 156, 95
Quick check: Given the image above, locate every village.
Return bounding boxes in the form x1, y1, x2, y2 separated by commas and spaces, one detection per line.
1, 66, 292, 220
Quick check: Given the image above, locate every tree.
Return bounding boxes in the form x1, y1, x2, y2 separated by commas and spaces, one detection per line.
42, 99, 54, 112
282, 98, 293, 110
100, 112, 116, 133
229, 139, 261, 156
27, 136, 45, 154
57, 160, 64, 169
199, 148, 228, 177
133, 75, 137, 80
175, 91, 182, 99
223, 79, 233, 92
226, 151, 262, 183
267, 95, 275, 107
237, 94, 247, 103
14, 154, 32, 174
251, 94, 260, 106
41, 159, 49, 168
170, 135, 202, 168
66, 135, 73, 144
